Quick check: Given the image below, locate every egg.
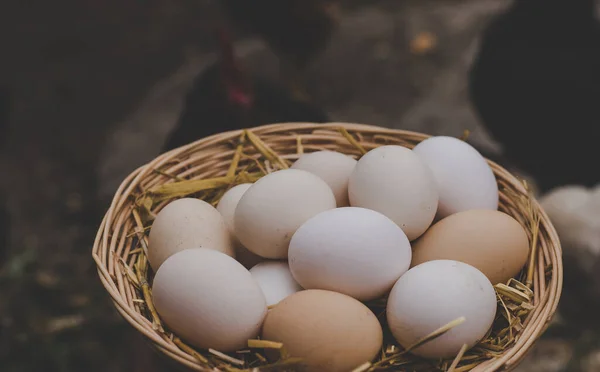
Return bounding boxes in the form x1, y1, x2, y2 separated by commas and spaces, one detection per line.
387, 260, 497, 359
234, 169, 336, 259
216, 183, 264, 268
262, 289, 383, 372
288, 207, 411, 301
412, 136, 499, 218
148, 198, 234, 271
291, 150, 357, 207
217, 183, 253, 234
249, 261, 303, 306
411, 209, 530, 284
348, 145, 439, 240
152, 248, 267, 352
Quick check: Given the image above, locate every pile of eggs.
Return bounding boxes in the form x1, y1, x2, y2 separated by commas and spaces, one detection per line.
148, 136, 531, 372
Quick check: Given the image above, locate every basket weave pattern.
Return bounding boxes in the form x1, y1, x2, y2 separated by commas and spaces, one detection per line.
92, 122, 562, 371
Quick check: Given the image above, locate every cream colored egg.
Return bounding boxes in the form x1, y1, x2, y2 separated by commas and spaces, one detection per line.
234, 169, 336, 259
291, 150, 357, 207
148, 198, 233, 271
387, 260, 497, 359
217, 184, 263, 268
411, 209, 530, 285
288, 207, 412, 301
412, 136, 498, 218
152, 248, 267, 352
249, 261, 303, 306
348, 145, 439, 240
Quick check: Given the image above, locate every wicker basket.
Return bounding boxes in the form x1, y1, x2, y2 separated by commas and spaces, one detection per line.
92, 122, 563, 372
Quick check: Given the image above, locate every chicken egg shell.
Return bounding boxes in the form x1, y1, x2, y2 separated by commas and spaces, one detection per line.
288, 207, 411, 301
234, 169, 336, 259
262, 289, 383, 372
148, 198, 233, 271
152, 248, 267, 352
217, 183, 264, 268
412, 136, 498, 218
217, 183, 253, 234
348, 145, 439, 240
386, 260, 497, 359
249, 261, 303, 306
291, 150, 357, 207
411, 209, 530, 285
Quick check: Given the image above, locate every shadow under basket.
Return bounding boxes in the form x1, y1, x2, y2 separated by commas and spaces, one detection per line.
92, 122, 563, 372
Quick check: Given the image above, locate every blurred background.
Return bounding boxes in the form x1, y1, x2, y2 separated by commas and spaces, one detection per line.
1, 0, 600, 371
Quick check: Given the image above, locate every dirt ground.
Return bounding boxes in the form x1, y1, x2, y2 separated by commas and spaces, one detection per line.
0, 0, 598, 371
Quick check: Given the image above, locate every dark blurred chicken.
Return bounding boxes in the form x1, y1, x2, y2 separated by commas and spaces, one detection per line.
469, 0, 600, 193
220, 0, 340, 100
162, 29, 330, 152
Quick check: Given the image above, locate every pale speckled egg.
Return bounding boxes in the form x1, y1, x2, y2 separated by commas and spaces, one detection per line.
411, 209, 530, 284
234, 169, 336, 259
216, 183, 264, 269
152, 248, 267, 352
387, 260, 497, 359
262, 289, 383, 372
249, 261, 303, 306
348, 145, 439, 240
148, 198, 234, 271
288, 207, 411, 301
291, 150, 357, 207
412, 136, 498, 218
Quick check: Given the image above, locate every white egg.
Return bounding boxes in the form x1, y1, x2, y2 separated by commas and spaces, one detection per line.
412, 136, 498, 218
291, 150, 357, 207
348, 145, 439, 240
386, 260, 497, 359
249, 261, 303, 306
288, 207, 412, 301
217, 183, 253, 234
217, 184, 264, 269
234, 169, 336, 259
152, 248, 267, 352
148, 198, 234, 271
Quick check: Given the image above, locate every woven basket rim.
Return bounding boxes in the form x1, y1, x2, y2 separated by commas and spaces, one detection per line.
92, 122, 563, 372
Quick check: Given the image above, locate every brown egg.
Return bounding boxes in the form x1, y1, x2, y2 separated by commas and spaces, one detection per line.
411, 209, 530, 284
261, 289, 382, 372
